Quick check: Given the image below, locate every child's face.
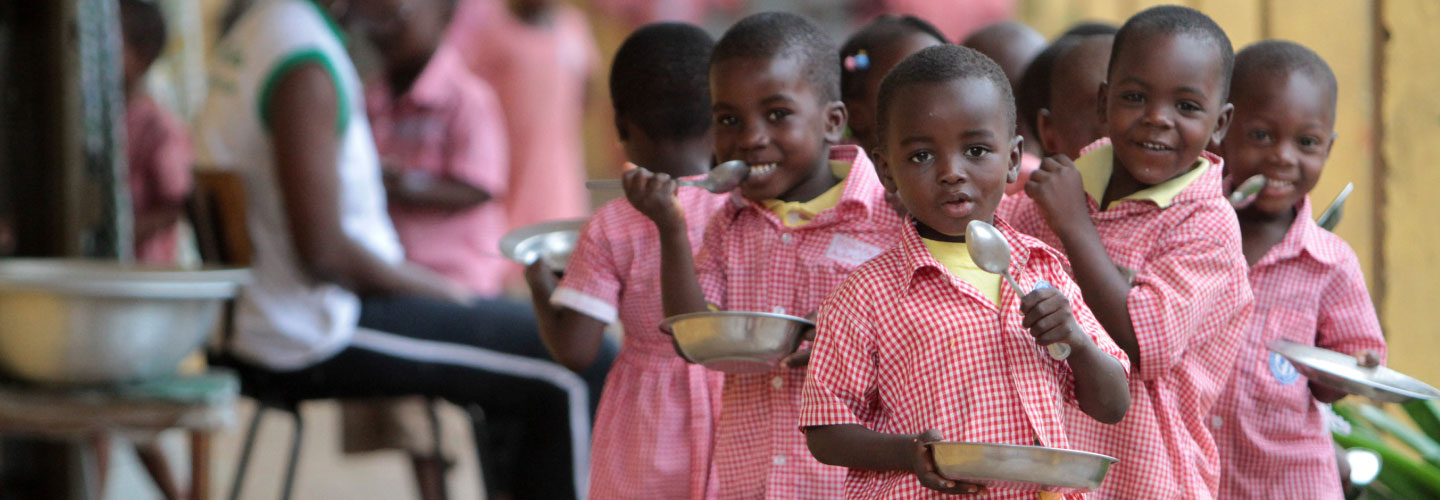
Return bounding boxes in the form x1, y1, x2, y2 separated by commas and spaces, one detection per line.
711, 55, 846, 202
348, 0, 448, 70
875, 77, 1020, 238
1038, 36, 1112, 158
1101, 33, 1232, 186
1218, 71, 1335, 215
845, 32, 942, 151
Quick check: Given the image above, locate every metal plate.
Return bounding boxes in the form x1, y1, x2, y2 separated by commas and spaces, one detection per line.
661, 311, 811, 374
1267, 339, 1440, 403
498, 218, 587, 271
928, 442, 1117, 493
0, 259, 249, 298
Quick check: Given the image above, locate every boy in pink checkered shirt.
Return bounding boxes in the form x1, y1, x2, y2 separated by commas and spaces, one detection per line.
998, 6, 1254, 499
624, 12, 907, 499
1208, 40, 1386, 499
800, 44, 1131, 500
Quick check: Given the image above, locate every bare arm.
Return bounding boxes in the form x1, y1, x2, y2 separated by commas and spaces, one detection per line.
1020, 288, 1130, 423
523, 261, 608, 373
805, 425, 983, 495
267, 64, 469, 303
621, 168, 707, 317
382, 168, 492, 211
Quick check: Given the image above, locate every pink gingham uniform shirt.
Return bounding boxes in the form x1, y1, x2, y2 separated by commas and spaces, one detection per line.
553, 179, 729, 500
1210, 196, 1385, 499
367, 46, 511, 296
126, 93, 193, 264
998, 139, 1253, 499
697, 145, 906, 499
800, 219, 1129, 500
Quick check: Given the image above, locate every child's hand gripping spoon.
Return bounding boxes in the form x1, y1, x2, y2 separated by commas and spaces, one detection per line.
1227, 174, 1267, 209
585, 160, 749, 194
966, 220, 1071, 360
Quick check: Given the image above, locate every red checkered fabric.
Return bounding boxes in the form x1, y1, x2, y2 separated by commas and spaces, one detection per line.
800, 218, 1129, 500
554, 179, 730, 499
696, 145, 907, 499
1210, 196, 1386, 499
998, 139, 1254, 499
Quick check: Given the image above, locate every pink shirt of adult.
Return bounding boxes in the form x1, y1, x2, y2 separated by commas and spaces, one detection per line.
367, 46, 511, 296
126, 93, 193, 264
1210, 196, 1386, 499
998, 139, 1253, 499
696, 145, 907, 500
801, 218, 1128, 500
444, 0, 596, 231
553, 177, 729, 500
866, 0, 1014, 42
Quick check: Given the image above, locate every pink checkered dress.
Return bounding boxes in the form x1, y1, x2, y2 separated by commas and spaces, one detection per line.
553, 179, 729, 500
696, 145, 907, 499
1209, 196, 1386, 499
998, 140, 1254, 499
800, 218, 1129, 500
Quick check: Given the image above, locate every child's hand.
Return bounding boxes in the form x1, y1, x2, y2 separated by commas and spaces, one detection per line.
1020, 286, 1089, 355
1025, 155, 1090, 232
909, 429, 985, 495
1356, 349, 1382, 368
782, 311, 818, 368
523, 260, 559, 299
623, 167, 686, 232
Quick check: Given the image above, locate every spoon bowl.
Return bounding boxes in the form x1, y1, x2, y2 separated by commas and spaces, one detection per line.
1228, 174, 1267, 208
965, 220, 1070, 360
585, 160, 749, 194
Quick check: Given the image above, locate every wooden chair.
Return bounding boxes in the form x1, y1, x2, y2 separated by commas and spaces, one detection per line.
188, 168, 450, 500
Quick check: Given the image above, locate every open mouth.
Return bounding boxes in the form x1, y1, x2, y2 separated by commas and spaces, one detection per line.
1261, 176, 1296, 196
1136, 140, 1173, 152
940, 192, 974, 218
747, 162, 778, 179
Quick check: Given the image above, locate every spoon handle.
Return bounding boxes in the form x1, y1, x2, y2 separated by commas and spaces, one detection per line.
585, 178, 702, 191
1030, 280, 1072, 361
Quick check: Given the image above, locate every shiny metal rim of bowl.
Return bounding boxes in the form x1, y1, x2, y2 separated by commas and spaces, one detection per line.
927, 441, 1117, 491
1267, 339, 1440, 401
498, 218, 587, 265
658, 310, 815, 333
0, 259, 249, 299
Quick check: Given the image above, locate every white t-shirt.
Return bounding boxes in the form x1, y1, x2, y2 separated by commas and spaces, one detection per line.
195, 0, 403, 370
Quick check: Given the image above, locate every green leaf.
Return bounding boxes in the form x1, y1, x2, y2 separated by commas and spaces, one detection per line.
1403, 400, 1440, 442
1359, 404, 1440, 466
1334, 430, 1440, 496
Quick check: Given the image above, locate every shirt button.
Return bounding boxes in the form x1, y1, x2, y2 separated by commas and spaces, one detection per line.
781, 234, 793, 244
773, 455, 787, 466
1211, 416, 1223, 429
771, 376, 784, 389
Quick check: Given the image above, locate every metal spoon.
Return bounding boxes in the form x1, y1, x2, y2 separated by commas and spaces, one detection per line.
585, 160, 750, 194
1316, 182, 1354, 232
1228, 174, 1268, 208
966, 220, 1071, 360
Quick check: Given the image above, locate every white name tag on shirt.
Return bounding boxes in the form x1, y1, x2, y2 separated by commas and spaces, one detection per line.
824, 234, 883, 267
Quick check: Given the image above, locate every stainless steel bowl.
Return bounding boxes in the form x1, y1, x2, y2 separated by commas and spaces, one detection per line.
1267, 339, 1440, 403
0, 259, 249, 384
928, 442, 1117, 494
498, 218, 587, 272
660, 311, 810, 374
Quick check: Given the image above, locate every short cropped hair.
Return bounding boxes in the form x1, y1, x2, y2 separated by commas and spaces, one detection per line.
1109, 5, 1234, 100
119, 0, 168, 64
712, 12, 841, 103
876, 44, 1015, 142
1231, 39, 1338, 109
1016, 22, 1118, 139
610, 22, 715, 142
839, 15, 948, 101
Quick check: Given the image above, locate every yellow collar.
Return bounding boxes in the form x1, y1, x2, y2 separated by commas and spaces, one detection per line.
762, 159, 851, 227
1076, 143, 1212, 209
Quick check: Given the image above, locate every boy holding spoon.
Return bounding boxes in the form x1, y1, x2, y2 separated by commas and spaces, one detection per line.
798, 44, 1130, 500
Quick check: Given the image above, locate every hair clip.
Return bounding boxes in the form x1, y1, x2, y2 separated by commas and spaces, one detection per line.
844, 50, 870, 71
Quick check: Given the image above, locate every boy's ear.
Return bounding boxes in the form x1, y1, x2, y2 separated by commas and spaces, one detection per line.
871, 147, 899, 193
824, 100, 849, 144
1006, 135, 1023, 184
1036, 108, 1057, 155
1096, 82, 1109, 127
1209, 102, 1235, 150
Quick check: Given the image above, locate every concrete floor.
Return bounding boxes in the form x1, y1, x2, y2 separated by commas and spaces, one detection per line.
103, 399, 484, 500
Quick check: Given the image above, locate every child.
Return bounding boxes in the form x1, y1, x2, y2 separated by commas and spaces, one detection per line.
445, 0, 596, 234
800, 44, 1131, 500
121, 0, 192, 265
962, 21, 1047, 196
1208, 40, 1386, 499
623, 12, 907, 498
523, 22, 728, 500
1019, 23, 1117, 160
997, 6, 1254, 499
838, 14, 947, 152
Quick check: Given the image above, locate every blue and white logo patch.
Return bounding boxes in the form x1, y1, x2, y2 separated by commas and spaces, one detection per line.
1269, 352, 1300, 385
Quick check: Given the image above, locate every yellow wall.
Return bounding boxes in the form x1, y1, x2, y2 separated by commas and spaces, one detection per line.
1016, 0, 1440, 385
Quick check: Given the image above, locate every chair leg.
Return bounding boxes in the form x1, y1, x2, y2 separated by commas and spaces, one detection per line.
136, 441, 183, 500
279, 405, 303, 500
227, 402, 267, 500
189, 431, 211, 500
